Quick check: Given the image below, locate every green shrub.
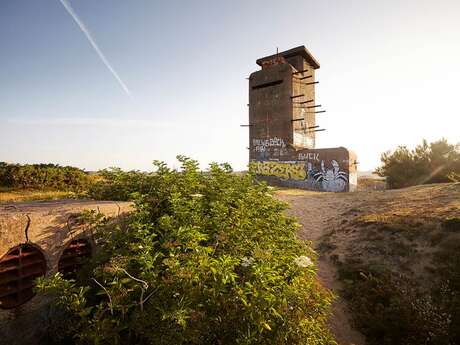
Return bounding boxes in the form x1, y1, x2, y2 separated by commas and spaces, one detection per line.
87, 167, 154, 201
375, 139, 460, 189
37, 156, 336, 345
0, 162, 90, 192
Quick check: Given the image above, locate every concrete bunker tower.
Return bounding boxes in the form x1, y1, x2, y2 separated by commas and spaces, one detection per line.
249, 46, 320, 158
248, 46, 357, 192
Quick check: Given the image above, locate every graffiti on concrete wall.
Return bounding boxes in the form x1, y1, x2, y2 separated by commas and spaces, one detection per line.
252, 137, 288, 160
251, 161, 306, 180
298, 152, 320, 161
252, 137, 286, 152
251, 158, 349, 192
309, 160, 348, 192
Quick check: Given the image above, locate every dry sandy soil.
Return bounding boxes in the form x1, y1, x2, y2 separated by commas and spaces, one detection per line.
276, 183, 460, 345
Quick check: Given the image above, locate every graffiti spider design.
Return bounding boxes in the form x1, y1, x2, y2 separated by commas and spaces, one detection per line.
313, 160, 348, 192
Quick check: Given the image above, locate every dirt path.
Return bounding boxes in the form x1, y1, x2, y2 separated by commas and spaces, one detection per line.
275, 190, 366, 345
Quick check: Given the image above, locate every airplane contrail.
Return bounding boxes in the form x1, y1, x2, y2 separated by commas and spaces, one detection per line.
58, 0, 132, 97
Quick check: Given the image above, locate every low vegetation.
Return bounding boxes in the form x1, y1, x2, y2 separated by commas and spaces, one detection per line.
0, 187, 76, 203
0, 162, 90, 192
356, 176, 386, 191
86, 167, 154, 201
319, 183, 460, 345
336, 242, 460, 345
37, 157, 336, 345
375, 138, 460, 189
0, 162, 159, 203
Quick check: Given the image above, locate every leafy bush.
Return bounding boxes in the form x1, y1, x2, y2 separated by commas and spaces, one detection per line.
375, 139, 460, 189
0, 162, 90, 192
37, 156, 336, 345
87, 167, 155, 201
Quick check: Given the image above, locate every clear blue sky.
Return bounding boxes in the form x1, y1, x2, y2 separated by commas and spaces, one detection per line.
1, 0, 459, 171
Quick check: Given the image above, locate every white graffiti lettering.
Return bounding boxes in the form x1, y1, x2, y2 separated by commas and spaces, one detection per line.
298, 152, 320, 161
253, 137, 287, 153
252, 137, 286, 149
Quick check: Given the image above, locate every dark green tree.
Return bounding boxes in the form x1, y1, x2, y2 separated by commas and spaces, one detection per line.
376, 139, 460, 188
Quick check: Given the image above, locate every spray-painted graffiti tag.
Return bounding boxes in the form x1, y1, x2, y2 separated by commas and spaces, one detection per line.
251, 161, 306, 180
252, 137, 286, 152
252, 158, 349, 192
298, 152, 320, 161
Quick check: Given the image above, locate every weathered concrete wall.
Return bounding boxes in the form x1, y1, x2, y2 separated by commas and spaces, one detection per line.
248, 61, 318, 160
0, 200, 132, 345
249, 62, 294, 160
250, 147, 357, 192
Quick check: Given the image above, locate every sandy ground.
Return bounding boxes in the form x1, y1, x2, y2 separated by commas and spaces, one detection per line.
275, 183, 460, 345
275, 189, 367, 345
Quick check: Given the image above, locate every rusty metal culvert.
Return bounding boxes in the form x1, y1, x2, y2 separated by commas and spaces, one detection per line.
0, 244, 47, 309
58, 238, 92, 280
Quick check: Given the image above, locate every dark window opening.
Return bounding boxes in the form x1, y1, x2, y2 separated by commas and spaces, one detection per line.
58, 238, 92, 280
252, 80, 283, 90
0, 244, 47, 309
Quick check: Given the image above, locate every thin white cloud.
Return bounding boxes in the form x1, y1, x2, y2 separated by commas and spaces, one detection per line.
58, 0, 132, 97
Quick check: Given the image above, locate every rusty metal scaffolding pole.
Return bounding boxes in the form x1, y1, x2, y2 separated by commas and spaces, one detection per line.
306, 129, 326, 133
292, 109, 327, 113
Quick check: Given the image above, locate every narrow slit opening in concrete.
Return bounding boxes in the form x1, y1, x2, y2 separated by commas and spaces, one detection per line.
252, 80, 283, 90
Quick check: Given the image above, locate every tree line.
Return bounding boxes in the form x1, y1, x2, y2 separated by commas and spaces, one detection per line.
0, 162, 90, 192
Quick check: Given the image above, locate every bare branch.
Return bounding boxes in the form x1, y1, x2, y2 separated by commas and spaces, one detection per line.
91, 278, 114, 315
119, 268, 148, 289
